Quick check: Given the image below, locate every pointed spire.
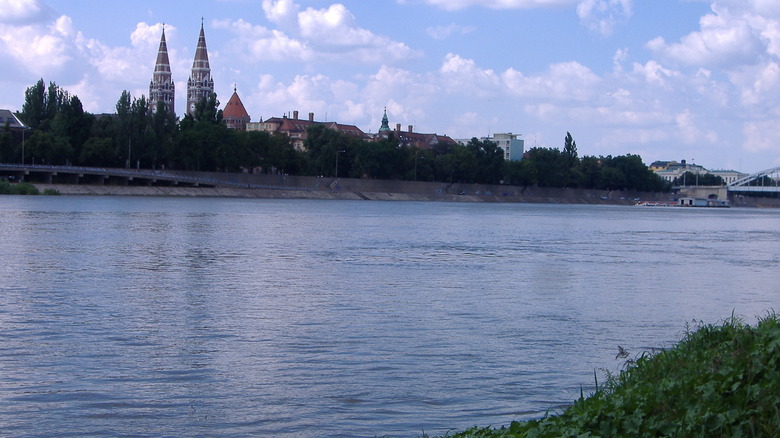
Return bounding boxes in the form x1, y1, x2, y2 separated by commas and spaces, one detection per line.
149, 24, 175, 115
154, 25, 171, 75
379, 107, 391, 132
193, 20, 210, 69
187, 20, 214, 116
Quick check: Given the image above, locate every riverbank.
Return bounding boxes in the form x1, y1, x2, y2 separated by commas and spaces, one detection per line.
448, 313, 780, 437
28, 182, 780, 207
30, 182, 669, 205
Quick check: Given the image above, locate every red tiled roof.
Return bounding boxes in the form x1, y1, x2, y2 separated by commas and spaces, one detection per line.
223, 91, 250, 120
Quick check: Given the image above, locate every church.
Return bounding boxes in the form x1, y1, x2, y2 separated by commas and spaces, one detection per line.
148, 21, 250, 129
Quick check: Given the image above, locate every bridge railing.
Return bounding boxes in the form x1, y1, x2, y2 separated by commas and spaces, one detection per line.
0, 163, 306, 192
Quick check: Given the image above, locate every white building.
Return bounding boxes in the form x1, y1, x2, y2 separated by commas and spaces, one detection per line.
491, 133, 525, 161
709, 169, 748, 185
457, 133, 525, 161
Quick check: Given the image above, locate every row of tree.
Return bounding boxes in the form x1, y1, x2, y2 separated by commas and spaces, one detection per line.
2, 79, 672, 192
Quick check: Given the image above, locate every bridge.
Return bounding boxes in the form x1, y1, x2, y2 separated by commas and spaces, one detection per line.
0, 163, 302, 191
727, 166, 780, 193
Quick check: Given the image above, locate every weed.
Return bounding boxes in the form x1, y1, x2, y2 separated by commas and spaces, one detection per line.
446, 312, 780, 437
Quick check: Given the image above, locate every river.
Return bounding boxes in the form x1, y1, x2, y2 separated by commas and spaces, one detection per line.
0, 197, 777, 437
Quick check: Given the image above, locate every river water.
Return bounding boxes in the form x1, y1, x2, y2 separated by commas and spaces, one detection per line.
0, 197, 777, 437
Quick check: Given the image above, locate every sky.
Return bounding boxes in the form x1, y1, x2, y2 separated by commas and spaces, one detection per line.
1, 0, 779, 173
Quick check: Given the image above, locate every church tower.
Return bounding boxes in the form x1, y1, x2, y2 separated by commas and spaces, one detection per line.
149, 26, 175, 115
379, 107, 391, 132
186, 20, 214, 116
223, 86, 251, 131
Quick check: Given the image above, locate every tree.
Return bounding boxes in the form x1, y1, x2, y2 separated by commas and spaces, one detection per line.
466, 138, 505, 184
304, 124, 360, 177
563, 132, 578, 166
20, 79, 46, 130
504, 157, 539, 186
354, 136, 405, 179
19, 79, 70, 132
578, 156, 602, 189
25, 131, 73, 165
79, 137, 115, 166
673, 171, 724, 187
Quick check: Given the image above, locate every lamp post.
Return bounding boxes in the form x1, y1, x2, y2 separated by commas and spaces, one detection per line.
21, 127, 26, 165
414, 152, 422, 181
335, 150, 345, 178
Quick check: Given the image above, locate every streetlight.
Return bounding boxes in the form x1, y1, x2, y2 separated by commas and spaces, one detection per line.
21, 127, 26, 165
414, 151, 423, 181
335, 150, 345, 178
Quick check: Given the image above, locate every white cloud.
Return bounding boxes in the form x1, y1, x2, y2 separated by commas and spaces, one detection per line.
416, 0, 632, 34
0, 0, 51, 24
576, 0, 632, 36
629, 60, 680, 88
676, 109, 718, 145
440, 53, 501, 97
730, 61, 780, 107
646, 3, 772, 68
262, 0, 300, 31
426, 23, 476, 40
0, 18, 74, 78
415, 0, 575, 11
220, 1, 419, 64
503, 61, 600, 100
214, 19, 312, 62
742, 120, 780, 153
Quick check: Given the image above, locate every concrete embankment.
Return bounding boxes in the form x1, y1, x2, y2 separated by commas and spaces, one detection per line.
29, 171, 780, 206
32, 177, 666, 205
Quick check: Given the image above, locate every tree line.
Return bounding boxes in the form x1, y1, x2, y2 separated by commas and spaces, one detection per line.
1, 79, 670, 192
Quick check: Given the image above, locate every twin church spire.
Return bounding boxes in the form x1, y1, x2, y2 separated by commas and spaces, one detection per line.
148, 21, 215, 117
148, 25, 175, 114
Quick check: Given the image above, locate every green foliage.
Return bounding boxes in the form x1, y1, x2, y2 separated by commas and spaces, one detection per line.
304, 124, 363, 177
466, 138, 505, 184
9, 79, 671, 191
673, 171, 725, 186
0, 180, 40, 195
446, 313, 780, 438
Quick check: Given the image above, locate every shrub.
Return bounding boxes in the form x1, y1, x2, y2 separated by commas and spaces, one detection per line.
0, 180, 40, 195
448, 313, 780, 437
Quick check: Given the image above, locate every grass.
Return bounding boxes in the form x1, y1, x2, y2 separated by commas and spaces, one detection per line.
445, 312, 780, 437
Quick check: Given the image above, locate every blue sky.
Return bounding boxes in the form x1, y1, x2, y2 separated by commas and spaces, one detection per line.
1, 0, 779, 173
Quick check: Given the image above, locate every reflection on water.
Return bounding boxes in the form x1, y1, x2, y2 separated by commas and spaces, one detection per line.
0, 197, 778, 437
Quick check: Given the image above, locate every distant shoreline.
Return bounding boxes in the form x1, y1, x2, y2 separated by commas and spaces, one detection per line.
27, 183, 780, 207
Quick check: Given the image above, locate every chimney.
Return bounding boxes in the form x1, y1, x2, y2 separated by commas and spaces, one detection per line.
408, 125, 413, 133
309, 112, 314, 122
396, 123, 401, 132
293, 110, 299, 120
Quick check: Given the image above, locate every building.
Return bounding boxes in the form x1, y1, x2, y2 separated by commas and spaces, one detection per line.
649, 160, 678, 172
247, 111, 370, 151
709, 169, 748, 185
222, 87, 250, 130
374, 109, 457, 149
381, 123, 458, 149
489, 133, 524, 161
0, 109, 27, 131
186, 21, 214, 116
148, 26, 175, 115
654, 159, 708, 182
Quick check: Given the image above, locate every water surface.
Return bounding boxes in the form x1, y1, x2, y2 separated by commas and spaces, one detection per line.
0, 197, 777, 437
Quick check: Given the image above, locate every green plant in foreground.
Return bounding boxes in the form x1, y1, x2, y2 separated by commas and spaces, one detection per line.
447, 313, 780, 437
0, 180, 40, 195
